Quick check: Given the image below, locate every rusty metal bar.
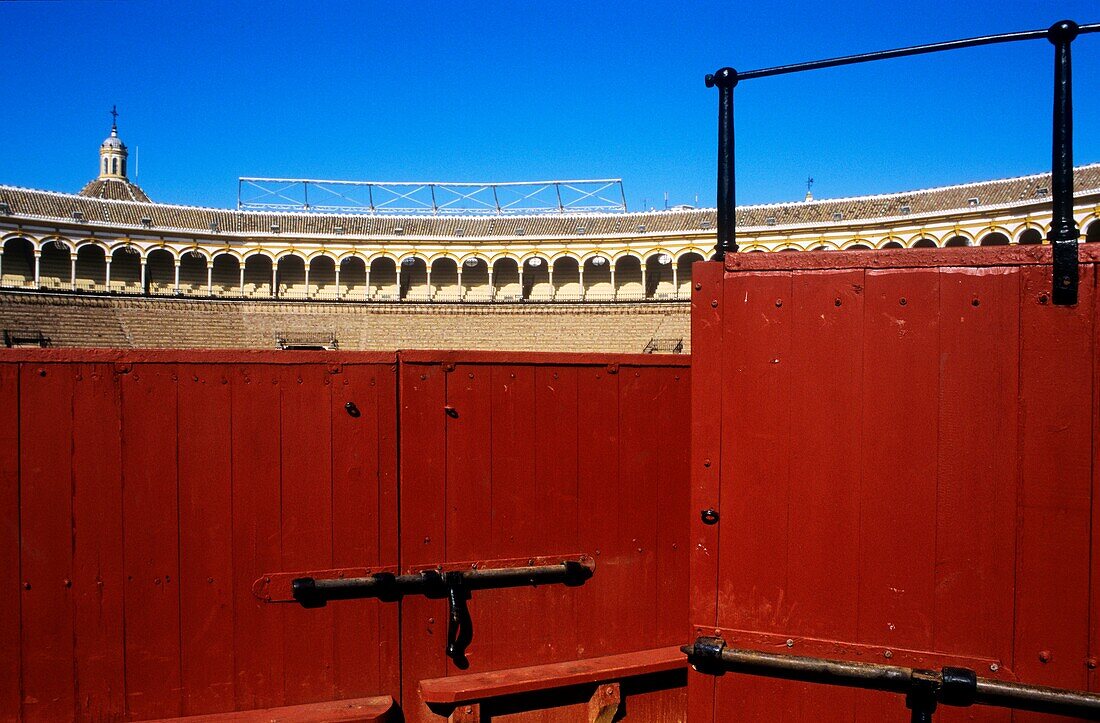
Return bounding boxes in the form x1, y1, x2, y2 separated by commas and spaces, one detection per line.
1049, 20, 1081, 304
684, 638, 1100, 720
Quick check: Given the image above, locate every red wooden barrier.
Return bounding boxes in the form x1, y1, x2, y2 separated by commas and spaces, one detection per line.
689, 246, 1100, 722
0, 349, 689, 722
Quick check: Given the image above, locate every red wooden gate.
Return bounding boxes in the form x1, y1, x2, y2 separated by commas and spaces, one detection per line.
0, 348, 689, 722
689, 246, 1100, 721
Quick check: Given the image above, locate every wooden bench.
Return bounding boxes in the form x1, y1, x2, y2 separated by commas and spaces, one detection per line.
147, 696, 395, 722
418, 646, 685, 722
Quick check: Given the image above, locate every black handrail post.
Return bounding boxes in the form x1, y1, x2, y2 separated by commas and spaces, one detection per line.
706, 67, 739, 260
1049, 19, 1080, 306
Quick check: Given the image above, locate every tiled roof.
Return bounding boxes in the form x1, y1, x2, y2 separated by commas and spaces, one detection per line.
78, 178, 152, 204
3, 164, 1099, 238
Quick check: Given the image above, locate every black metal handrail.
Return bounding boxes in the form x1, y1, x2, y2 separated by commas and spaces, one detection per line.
685, 638, 1100, 721
707, 20, 1100, 305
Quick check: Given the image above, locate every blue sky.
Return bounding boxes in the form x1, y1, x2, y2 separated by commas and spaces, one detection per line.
3, 1, 1099, 211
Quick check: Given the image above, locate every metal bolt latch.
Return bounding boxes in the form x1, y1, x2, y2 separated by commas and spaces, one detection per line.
701, 509, 720, 525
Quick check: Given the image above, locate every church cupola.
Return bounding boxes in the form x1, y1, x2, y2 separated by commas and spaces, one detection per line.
99, 106, 129, 180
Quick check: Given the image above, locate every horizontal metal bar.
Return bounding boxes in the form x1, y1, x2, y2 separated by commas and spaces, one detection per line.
683, 641, 1100, 719
238, 177, 624, 188
292, 561, 593, 607
738, 22, 1100, 81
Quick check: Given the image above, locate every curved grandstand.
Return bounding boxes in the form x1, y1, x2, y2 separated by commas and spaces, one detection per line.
2, 120, 1100, 351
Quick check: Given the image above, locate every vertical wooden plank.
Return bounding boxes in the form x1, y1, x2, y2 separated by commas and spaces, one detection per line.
20, 363, 75, 722
331, 363, 395, 699
654, 366, 689, 649
1093, 260, 1100, 695
529, 365, 580, 662
576, 365, 622, 658
443, 363, 495, 670
781, 269, 866, 720
279, 364, 334, 705
375, 362, 400, 699
177, 363, 236, 713
855, 270, 939, 722
0, 363, 20, 721
688, 260, 723, 723
619, 366, 660, 646
399, 360, 447, 720
1014, 264, 1093, 696
71, 362, 126, 720
231, 363, 285, 710
934, 269, 1018, 674
121, 363, 182, 719
713, 270, 792, 720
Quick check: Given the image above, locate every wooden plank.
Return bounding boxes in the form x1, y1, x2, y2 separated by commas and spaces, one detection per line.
331, 363, 397, 699
20, 362, 76, 722
575, 365, 623, 658
177, 363, 236, 714
231, 364, 286, 709
121, 363, 183, 719
654, 366, 689, 648
279, 364, 335, 704
713, 270, 793, 720
688, 260, 724, 723
1014, 263, 1094, 696
398, 361, 448, 717
0, 363, 20, 720
933, 267, 1018, 702
71, 363, 127, 720
442, 363, 495, 670
418, 646, 686, 704
144, 695, 395, 722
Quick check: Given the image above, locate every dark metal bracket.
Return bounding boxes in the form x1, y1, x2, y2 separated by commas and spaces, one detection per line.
684, 637, 1100, 721
706, 19, 1098, 305
258, 556, 594, 669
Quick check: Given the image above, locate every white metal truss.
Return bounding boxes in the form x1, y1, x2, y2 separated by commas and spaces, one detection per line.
237, 178, 628, 215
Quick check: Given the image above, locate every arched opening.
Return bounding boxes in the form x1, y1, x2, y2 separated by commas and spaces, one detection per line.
646, 253, 675, 299
676, 253, 704, 298
461, 257, 491, 301
339, 257, 367, 300
778, 247, 800, 253
276, 255, 306, 299
74, 244, 106, 291
401, 257, 429, 301
845, 243, 872, 251
614, 255, 643, 301
552, 257, 581, 301
431, 257, 460, 301
524, 257, 550, 301
492, 258, 520, 301
308, 256, 336, 300
1, 238, 35, 288
1018, 228, 1043, 245
583, 256, 612, 301
979, 232, 1010, 246
912, 238, 937, 248
1086, 220, 1100, 244
944, 235, 971, 248
146, 249, 176, 294
243, 254, 273, 297
370, 258, 398, 301
39, 241, 72, 290
179, 252, 209, 295
110, 246, 142, 293
881, 241, 904, 249
211, 254, 241, 297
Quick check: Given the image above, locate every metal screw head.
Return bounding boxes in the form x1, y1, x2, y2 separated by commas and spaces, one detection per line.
990, 663, 1000, 672
695, 283, 703, 291
786, 639, 794, 648
711, 299, 718, 308
1039, 650, 1052, 663
775, 299, 783, 307
884, 650, 893, 659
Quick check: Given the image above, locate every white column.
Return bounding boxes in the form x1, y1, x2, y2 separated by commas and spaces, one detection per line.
69, 256, 76, 290
206, 263, 213, 296
425, 267, 432, 300
238, 265, 245, 297
364, 264, 372, 300
547, 267, 554, 301
140, 258, 147, 294
396, 265, 403, 300
174, 261, 181, 294
578, 267, 585, 301
33, 251, 41, 288
672, 266, 679, 299
641, 266, 648, 300
610, 266, 616, 301
487, 268, 494, 301
457, 266, 463, 301
105, 260, 112, 292
334, 262, 341, 300
271, 264, 277, 298
304, 265, 310, 299
518, 265, 525, 300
